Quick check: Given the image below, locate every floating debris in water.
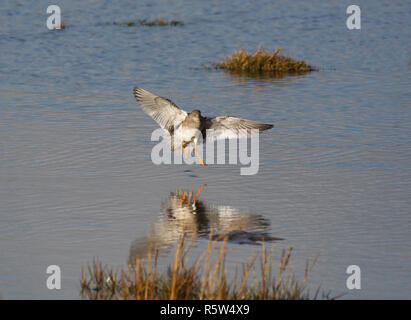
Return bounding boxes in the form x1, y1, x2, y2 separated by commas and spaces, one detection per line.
53, 21, 66, 30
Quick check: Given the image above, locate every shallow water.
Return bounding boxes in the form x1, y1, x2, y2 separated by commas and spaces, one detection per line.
0, 0, 410, 299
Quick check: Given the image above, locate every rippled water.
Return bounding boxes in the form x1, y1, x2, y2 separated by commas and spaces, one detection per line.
0, 0, 410, 299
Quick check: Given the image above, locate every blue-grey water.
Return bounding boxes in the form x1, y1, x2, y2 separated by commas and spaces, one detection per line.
0, 0, 410, 299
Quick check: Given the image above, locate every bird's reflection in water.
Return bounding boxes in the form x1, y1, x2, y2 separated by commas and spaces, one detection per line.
129, 185, 282, 263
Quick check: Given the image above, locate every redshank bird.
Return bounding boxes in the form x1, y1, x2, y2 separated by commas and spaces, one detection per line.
133, 87, 274, 165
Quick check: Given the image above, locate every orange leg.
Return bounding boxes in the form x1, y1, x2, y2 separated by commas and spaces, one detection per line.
194, 143, 206, 166
179, 191, 187, 204
192, 185, 205, 205
181, 142, 187, 159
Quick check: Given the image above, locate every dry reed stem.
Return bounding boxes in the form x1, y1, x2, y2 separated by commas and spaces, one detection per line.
80, 233, 330, 300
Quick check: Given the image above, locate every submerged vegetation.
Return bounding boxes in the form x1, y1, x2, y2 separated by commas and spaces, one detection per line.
214, 47, 315, 77
139, 18, 184, 27
80, 233, 332, 300
113, 18, 184, 27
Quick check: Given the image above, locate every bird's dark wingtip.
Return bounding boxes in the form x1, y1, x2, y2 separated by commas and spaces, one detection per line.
262, 123, 274, 131
133, 87, 143, 101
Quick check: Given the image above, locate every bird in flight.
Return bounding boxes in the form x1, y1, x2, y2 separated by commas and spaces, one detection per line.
133, 87, 273, 166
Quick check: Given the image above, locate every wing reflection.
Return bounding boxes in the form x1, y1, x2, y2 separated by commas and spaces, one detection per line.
129, 186, 282, 263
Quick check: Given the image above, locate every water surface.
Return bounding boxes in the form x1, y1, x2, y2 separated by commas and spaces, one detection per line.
0, 0, 410, 299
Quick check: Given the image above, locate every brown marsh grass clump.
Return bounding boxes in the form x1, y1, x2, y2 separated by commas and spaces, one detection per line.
215, 47, 315, 76
80, 233, 333, 300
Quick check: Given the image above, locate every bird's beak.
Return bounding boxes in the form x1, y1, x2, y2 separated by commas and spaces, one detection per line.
196, 116, 200, 121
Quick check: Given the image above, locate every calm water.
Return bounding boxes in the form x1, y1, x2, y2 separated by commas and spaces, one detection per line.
0, 0, 410, 299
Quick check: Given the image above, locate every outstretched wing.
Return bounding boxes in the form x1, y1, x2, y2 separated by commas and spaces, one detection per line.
133, 87, 188, 133
202, 116, 273, 140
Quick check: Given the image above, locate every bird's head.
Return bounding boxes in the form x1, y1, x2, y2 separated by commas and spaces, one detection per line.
189, 110, 202, 122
